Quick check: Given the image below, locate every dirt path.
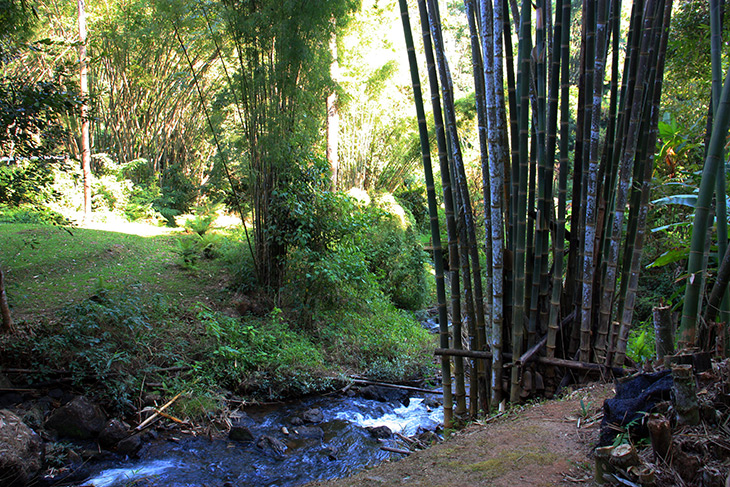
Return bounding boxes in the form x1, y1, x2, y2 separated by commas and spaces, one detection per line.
309, 383, 614, 487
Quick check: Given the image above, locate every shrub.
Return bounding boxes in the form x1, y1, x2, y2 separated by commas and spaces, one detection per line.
0, 157, 58, 205
0, 204, 70, 225
363, 194, 428, 310
193, 304, 329, 398
0, 290, 180, 413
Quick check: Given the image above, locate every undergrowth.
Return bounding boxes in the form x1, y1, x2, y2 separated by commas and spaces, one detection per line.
0, 191, 436, 414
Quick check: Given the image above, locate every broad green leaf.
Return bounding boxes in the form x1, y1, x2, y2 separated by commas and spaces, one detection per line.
651, 194, 698, 207
647, 247, 690, 268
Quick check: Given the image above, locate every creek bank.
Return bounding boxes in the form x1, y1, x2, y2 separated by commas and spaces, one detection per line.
0, 378, 444, 487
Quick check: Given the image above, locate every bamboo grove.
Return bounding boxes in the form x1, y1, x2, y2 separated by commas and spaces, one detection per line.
398, 0, 678, 425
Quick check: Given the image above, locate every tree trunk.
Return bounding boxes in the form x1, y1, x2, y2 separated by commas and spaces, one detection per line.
0, 266, 13, 333
78, 0, 91, 218
327, 27, 339, 191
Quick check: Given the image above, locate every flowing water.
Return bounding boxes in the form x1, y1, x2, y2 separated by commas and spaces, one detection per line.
75, 393, 443, 487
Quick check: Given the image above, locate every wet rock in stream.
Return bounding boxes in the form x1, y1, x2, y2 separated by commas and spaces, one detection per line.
302, 407, 324, 423
366, 425, 393, 439
99, 419, 131, 448
256, 434, 287, 458
294, 425, 325, 440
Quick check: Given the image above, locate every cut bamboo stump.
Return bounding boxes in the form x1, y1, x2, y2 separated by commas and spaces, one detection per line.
610, 443, 640, 470
647, 414, 672, 462
653, 306, 674, 360
671, 364, 700, 426
594, 446, 614, 485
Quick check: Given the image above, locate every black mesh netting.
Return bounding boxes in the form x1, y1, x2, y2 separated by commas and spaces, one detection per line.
599, 369, 673, 446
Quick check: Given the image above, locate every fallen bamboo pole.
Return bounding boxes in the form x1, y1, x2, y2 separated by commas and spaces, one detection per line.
381, 446, 411, 455
519, 310, 577, 364
434, 349, 632, 376
136, 390, 185, 431
349, 378, 442, 395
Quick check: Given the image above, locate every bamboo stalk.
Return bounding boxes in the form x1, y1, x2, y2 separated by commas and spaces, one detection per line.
604, 0, 659, 364
398, 0, 454, 425
350, 378, 443, 395
615, 0, 673, 366
679, 43, 730, 349
417, 0, 459, 422
510, 0, 532, 403
547, 0, 572, 360
434, 348, 632, 375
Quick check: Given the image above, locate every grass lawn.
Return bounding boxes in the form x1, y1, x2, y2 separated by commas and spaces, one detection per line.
1, 221, 232, 320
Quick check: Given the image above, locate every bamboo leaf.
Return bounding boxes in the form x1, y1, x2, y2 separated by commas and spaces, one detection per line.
651, 222, 692, 233
651, 194, 698, 208
647, 247, 690, 269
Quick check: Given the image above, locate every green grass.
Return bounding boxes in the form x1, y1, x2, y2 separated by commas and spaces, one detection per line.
1, 223, 229, 319
0, 220, 435, 414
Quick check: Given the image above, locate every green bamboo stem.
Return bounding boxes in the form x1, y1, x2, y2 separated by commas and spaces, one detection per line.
428, 0, 488, 414
502, 0, 517, 344
615, 0, 672, 366
465, 0, 491, 414
511, 0, 531, 403
416, 0, 464, 418
397, 0, 453, 429
547, 0, 571, 359
710, 0, 730, 331
602, 0, 658, 364
480, 0, 508, 405
679, 67, 730, 349
527, 0, 548, 350
604, 0, 642, 363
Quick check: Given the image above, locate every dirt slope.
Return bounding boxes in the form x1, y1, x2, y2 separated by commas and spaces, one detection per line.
309, 383, 614, 487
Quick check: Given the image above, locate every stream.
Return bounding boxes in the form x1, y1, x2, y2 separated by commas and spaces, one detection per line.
73, 392, 444, 487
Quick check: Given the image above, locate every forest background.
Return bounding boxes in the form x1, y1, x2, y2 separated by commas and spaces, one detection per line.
0, 0, 726, 422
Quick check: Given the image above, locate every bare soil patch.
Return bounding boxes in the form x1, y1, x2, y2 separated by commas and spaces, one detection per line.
309, 382, 614, 487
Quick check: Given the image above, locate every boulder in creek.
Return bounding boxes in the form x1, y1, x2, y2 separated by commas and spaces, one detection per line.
0, 409, 43, 487
302, 407, 324, 424
359, 385, 410, 406
45, 395, 107, 439
116, 433, 143, 457
366, 425, 392, 439
256, 435, 287, 459
229, 411, 255, 442
229, 424, 254, 442
294, 426, 324, 441
99, 419, 131, 448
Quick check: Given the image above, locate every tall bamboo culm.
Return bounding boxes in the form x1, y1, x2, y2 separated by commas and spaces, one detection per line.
403, 0, 674, 413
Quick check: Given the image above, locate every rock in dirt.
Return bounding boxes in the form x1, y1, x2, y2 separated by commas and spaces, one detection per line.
45, 395, 107, 439
302, 407, 324, 424
0, 409, 43, 487
256, 435, 287, 458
